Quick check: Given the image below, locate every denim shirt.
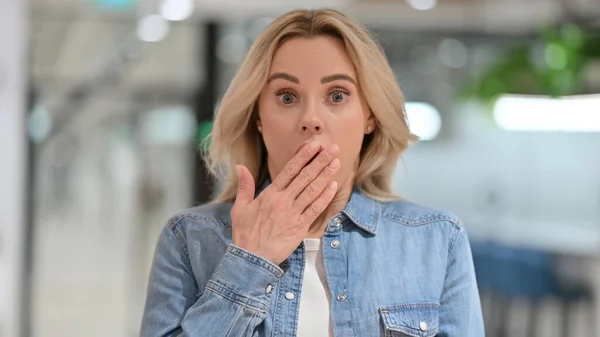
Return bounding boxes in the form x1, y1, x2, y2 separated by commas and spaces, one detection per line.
140, 186, 484, 337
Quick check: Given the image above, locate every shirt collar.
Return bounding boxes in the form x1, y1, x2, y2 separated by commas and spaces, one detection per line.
256, 179, 381, 236
341, 187, 381, 235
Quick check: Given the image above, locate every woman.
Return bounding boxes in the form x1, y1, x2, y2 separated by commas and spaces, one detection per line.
141, 8, 484, 337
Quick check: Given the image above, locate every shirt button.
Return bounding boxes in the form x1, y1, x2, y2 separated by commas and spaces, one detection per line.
330, 240, 340, 248
285, 292, 295, 300
265, 284, 273, 294
333, 217, 342, 227
337, 293, 347, 302
420, 321, 428, 331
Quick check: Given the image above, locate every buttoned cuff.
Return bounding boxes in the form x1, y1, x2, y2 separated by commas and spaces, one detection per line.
205, 244, 285, 312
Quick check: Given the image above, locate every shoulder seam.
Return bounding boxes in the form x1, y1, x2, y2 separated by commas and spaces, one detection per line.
182, 211, 231, 228
447, 220, 465, 256
176, 211, 231, 228
165, 216, 194, 271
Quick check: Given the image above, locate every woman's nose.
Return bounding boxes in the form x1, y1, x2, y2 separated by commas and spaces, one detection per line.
299, 101, 325, 134
301, 122, 323, 133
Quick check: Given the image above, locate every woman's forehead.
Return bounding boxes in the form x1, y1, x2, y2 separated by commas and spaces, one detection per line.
269, 36, 357, 80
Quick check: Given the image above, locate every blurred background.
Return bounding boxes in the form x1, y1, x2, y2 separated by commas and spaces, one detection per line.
1, 0, 600, 336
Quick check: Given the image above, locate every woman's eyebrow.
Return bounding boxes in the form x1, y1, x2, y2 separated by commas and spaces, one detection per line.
321, 74, 356, 85
266, 73, 357, 86
267, 72, 299, 84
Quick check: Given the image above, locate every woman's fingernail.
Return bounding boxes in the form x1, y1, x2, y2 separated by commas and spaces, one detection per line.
329, 158, 340, 169
328, 181, 338, 191
327, 144, 339, 155
236, 165, 241, 178
309, 140, 319, 150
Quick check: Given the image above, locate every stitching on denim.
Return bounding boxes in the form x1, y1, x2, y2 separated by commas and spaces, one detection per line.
167, 213, 187, 229
206, 280, 269, 313
344, 208, 377, 234
380, 302, 441, 311
440, 227, 465, 301
382, 212, 460, 228
273, 280, 284, 337
289, 248, 303, 336
179, 211, 230, 228
170, 223, 190, 257
380, 303, 440, 337
385, 326, 439, 337
346, 288, 359, 337
222, 305, 243, 336
370, 201, 382, 234
227, 245, 284, 278
165, 218, 194, 274
447, 226, 464, 259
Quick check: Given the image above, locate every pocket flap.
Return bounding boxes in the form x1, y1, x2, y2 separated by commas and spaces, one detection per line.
379, 302, 440, 337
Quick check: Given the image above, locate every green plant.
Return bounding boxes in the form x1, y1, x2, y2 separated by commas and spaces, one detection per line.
462, 24, 600, 106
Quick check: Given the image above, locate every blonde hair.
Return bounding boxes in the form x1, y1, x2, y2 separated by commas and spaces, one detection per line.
205, 8, 418, 203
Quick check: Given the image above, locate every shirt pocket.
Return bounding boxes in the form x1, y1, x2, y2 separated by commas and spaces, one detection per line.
379, 302, 440, 337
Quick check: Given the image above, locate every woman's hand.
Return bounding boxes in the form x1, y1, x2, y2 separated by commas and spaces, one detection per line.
231, 140, 340, 265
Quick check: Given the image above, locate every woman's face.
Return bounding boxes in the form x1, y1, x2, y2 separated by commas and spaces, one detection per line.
257, 35, 373, 187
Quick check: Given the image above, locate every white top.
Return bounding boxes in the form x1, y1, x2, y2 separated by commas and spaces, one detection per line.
297, 238, 334, 337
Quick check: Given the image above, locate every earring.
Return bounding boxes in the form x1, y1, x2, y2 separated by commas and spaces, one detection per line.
258, 125, 262, 133
367, 125, 372, 132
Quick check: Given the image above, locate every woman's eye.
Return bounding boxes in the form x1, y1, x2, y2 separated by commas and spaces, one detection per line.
279, 93, 296, 105
330, 91, 347, 103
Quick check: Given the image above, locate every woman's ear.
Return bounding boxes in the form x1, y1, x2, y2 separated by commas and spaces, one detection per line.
365, 112, 375, 135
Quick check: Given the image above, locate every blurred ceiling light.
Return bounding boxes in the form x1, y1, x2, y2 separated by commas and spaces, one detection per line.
405, 102, 442, 141
137, 14, 170, 42
27, 104, 52, 143
159, 0, 194, 21
493, 94, 600, 132
406, 0, 437, 11
438, 39, 469, 69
